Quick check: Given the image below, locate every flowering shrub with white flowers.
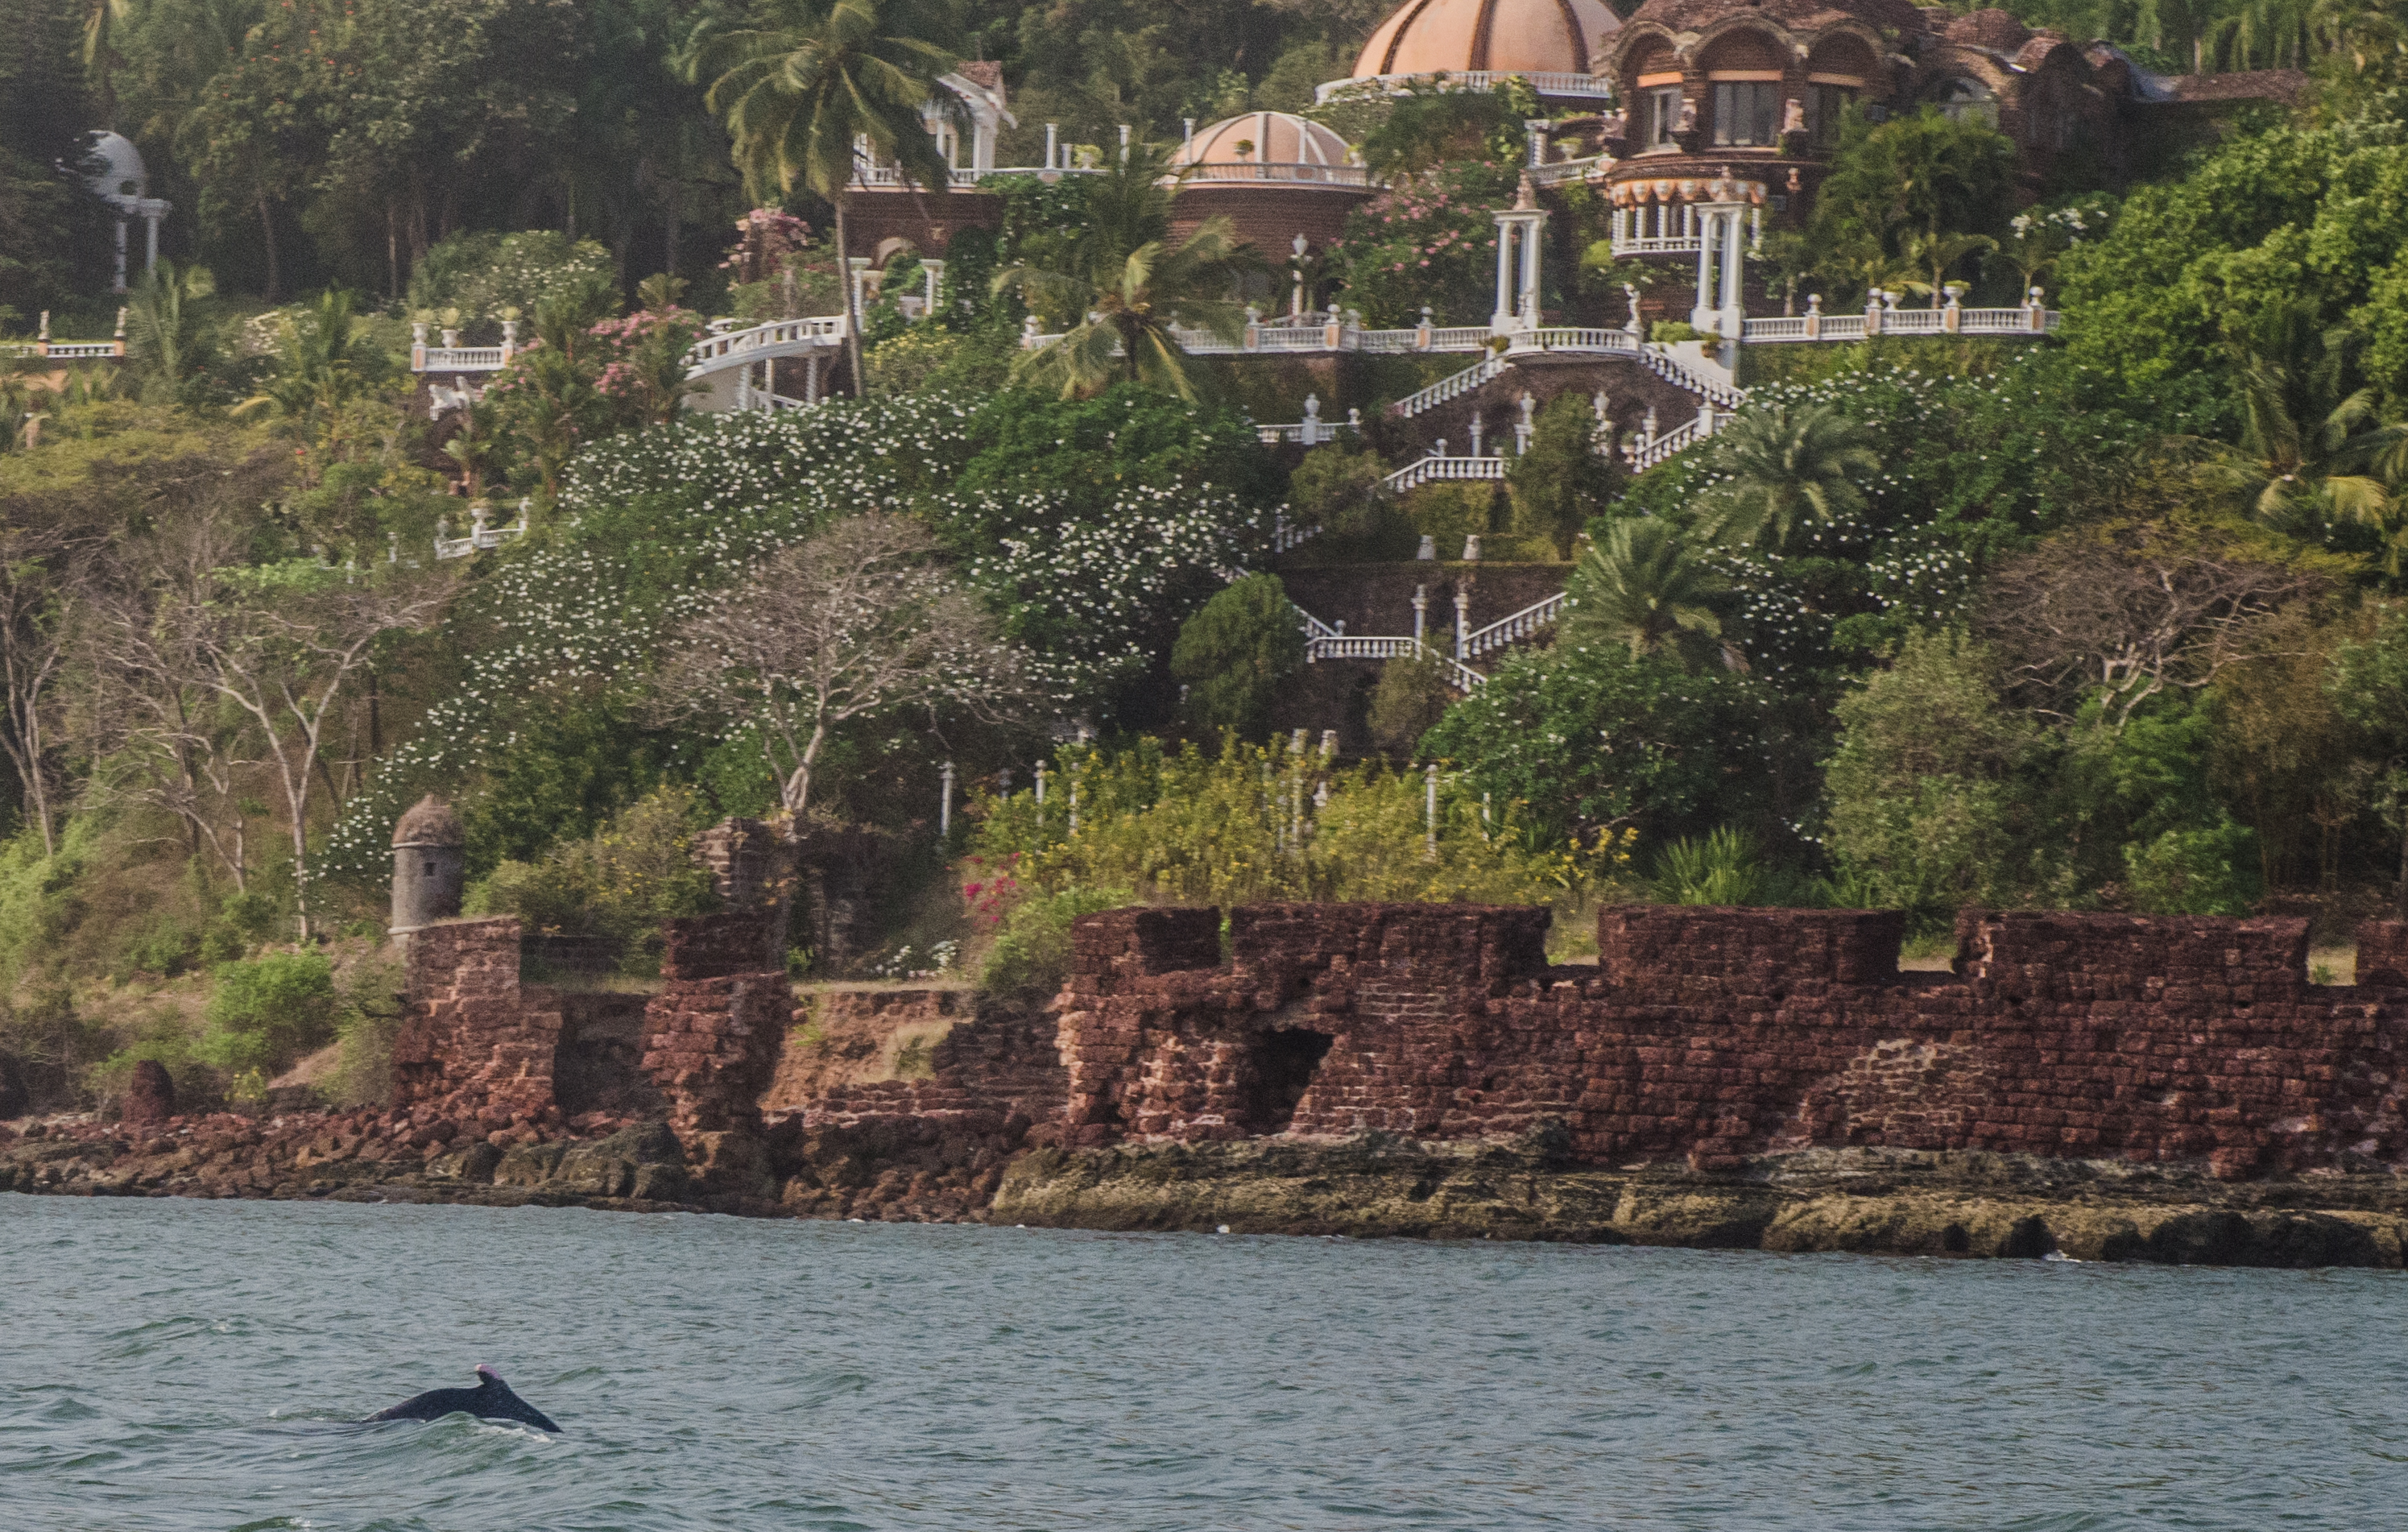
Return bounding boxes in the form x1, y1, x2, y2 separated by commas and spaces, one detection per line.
1617, 350, 2178, 686
321, 388, 1286, 883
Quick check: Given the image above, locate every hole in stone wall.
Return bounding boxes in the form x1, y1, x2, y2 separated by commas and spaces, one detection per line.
1239, 1027, 1334, 1134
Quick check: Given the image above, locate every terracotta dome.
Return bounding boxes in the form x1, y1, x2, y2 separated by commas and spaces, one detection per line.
1173, 112, 1355, 169
1353, 0, 1621, 80
1946, 8, 2032, 52
1620, 0, 1927, 35
392, 794, 465, 847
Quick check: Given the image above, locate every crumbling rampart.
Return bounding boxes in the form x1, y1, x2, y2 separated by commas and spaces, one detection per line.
1056, 904, 2408, 1180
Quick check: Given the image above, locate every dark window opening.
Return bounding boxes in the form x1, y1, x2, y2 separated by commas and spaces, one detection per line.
1712, 81, 1780, 147
1239, 1027, 1334, 1134
1806, 84, 1854, 151
1647, 86, 1683, 146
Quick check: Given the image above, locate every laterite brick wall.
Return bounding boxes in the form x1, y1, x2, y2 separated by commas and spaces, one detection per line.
1057, 903, 2408, 1179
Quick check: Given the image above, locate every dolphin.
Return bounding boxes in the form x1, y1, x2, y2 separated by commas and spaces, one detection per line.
364, 1364, 561, 1432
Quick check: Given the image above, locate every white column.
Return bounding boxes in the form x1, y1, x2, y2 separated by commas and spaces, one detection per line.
143, 211, 162, 279
1721, 206, 1747, 329
1493, 223, 1516, 332
1519, 219, 1544, 325
112, 218, 128, 293
805, 353, 822, 404
1692, 207, 1717, 329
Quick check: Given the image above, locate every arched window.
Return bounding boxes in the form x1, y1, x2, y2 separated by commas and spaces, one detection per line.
1935, 77, 1998, 126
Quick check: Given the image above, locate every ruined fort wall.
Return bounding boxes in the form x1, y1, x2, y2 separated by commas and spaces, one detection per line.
1059, 904, 2408, 1180
391, 917, 561, 1119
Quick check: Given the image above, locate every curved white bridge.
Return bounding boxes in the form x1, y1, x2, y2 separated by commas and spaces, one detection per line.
412, 314, 850, 414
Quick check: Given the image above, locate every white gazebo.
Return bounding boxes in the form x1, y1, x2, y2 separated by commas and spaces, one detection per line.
82, 131, 172, 293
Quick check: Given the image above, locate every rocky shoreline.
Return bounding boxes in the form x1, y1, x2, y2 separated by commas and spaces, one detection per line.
10, 1111, 2408, 1268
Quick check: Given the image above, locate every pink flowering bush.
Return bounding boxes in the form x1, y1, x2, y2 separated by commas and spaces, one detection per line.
1330, 162, 1518, 327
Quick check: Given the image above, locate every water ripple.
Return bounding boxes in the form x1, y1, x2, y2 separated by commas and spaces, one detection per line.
2, 1195, 2405, 1528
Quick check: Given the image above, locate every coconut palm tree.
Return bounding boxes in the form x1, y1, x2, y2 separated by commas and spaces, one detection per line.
1563, 518, 1726, 669
2193, 306, 2408, 558
124, 261, 221, 405
993, 143, 1255, 402
1695, 402, 1883, 550
1900, 229, 1996, 308
689, 0, 956, 395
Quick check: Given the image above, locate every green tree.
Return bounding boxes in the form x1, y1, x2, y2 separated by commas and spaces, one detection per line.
1419, 639, 1778, 847
1366, 646, 1455, 756
1170, 573, 1305, 737
1822, 630, 2039, 919
1808, 106, 2015, 304
233, 289, 386, 453
693, 0, 957, 395
1694, 401, 1882, 550
201, 950, 337, 1077
2331, 604, 2408, 916
1563, 519, 1725, 669
124, 261, 224, 406
2192, 302, 2407, 557
1506, 393, 1619, 558
995, 144, 1252, 402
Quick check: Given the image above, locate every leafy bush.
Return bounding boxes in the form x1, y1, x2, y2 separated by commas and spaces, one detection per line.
407, 230, 616, 338
465, 787, 719, 967
1331, 162, 1518, 327
979, 885, 1133, 996
1367, 647, 1455, 756
971, 736, 1631, 914
201, 951, 337, 1077
2124, 822, 2261, 917
1650, 826, 1816, 907
1171, 573, 1306, 736
1419, 641, 1783, 849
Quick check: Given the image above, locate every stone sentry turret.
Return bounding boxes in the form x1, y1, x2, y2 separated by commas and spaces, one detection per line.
390, 794, 466, 942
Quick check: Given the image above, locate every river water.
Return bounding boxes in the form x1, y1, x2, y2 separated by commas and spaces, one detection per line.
3, 1195, 2403, 1530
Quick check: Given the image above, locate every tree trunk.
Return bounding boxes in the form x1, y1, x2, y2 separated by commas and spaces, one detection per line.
836, 197, 863, 397
2396, 806, 2406, 922
258, 195, 280, 303
664, 174, 681, 281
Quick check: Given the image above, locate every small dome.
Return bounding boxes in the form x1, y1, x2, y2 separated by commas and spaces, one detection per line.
1947, 8, 2032, 52
1354, 0, 1620, 80
1173, 112, 1355, 168
81, 130, 147, 199
392, 795, 465, 847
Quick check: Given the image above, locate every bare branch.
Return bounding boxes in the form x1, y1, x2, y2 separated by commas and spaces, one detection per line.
649, 514, 1029, 818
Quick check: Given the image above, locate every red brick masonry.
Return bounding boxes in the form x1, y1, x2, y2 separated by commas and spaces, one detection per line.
1057, 904, 2408, 1180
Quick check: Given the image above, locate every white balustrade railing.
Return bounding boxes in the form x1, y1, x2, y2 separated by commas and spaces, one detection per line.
1174, 162, 1372, 187
1294, 607, 1341, 643
1737, 306, 2061, 343
1529, 158, 1604, 187
1628, 408, 1716, 472
1610, 234, 1707, 255
1318, 70, 1612, 103
1638, 344, 1747, 409
1304, 634, 1488, 689
418, 346, 509, 371
434, 501, 531, 560
1461, 592, 1568, 657
1381, 453, 1510, 493
39, 341, 123, 360
1256, 413, 1360, 445
1388, 355, 1506, 419
1272, 517, 1322, 553
685, 314, 846, 373
1514, 327, 1640, 354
